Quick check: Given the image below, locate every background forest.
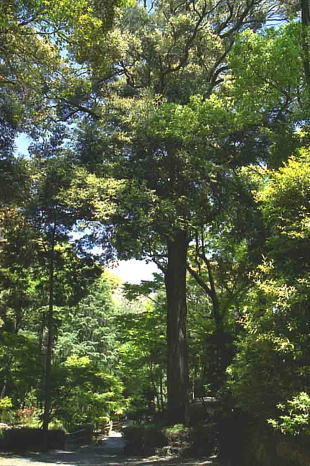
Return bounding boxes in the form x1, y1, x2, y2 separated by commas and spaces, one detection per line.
0, 0, 309, 465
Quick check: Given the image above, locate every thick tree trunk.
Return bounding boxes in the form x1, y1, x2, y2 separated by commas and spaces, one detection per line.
165, 229, 189, 424
42, 229, 55, 450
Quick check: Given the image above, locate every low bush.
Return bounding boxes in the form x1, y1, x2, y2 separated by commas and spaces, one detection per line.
123, 424, 167, 456
163, 423, 190, 442
0, 427, 65, 451
219, 413, 310, 466
163, 423, 217, 457
123, 422, 217, 458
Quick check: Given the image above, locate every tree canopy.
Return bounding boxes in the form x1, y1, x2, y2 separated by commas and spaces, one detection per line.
0, 1, 309, 463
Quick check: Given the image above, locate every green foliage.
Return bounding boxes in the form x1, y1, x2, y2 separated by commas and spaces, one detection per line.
164, 423, 189, 437
268, 392, 310, 436
0, 0, 309, 459
0, 397, 13, 410
0, 330, 43, 408
55, 354, 127, 429
228, 151, 310, 432
229, 22, 305, 119
257, 149, 310, 248
55, 273, 118, 363
116, 289, 166, 419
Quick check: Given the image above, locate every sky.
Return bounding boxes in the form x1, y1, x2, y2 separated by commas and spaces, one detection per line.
15, 133, 31, 157
15, 134, 159, 284
107, 259, 159, 284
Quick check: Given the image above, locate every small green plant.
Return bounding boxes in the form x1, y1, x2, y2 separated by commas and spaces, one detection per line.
0, 397, 12, 410
0, 397, 13, 423
164, 424, 189, 434
268, 392, 310, 436
163, 424, 190, 442
49, 419, 67, 432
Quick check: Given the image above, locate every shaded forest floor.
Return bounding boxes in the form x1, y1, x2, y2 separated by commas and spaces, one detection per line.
0, 432, 218, 465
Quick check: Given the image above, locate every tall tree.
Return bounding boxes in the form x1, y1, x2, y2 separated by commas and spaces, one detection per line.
20, 132, 101, 443
74, 0, 286, 423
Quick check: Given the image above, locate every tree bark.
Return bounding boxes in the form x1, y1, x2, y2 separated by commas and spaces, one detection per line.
42, 227, 56, 450
165, 229, 189, 424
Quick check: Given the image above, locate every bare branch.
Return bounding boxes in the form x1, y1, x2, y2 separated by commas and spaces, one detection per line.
187, 263, 213, 300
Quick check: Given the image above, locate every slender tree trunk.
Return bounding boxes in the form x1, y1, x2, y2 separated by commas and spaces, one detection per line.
301, 0, 310, 85
42, 227, 56, 450
159, 370, 164, 412
149, 361, 158, 412
165, 229, 189, 425
0, 372, 8, 399
187, 255, 227, 389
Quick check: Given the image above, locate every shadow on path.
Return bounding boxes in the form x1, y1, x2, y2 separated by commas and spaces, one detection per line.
0, 432, 217, 466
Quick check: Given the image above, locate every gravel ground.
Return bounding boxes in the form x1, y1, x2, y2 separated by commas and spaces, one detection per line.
0, 453, 216, 466
0, 432, 218, 466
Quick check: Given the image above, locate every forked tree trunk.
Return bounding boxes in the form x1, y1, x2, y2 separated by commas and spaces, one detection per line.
165, 229, 189, 424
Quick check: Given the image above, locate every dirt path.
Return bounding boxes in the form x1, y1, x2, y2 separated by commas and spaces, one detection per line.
0, 432, 217, 466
